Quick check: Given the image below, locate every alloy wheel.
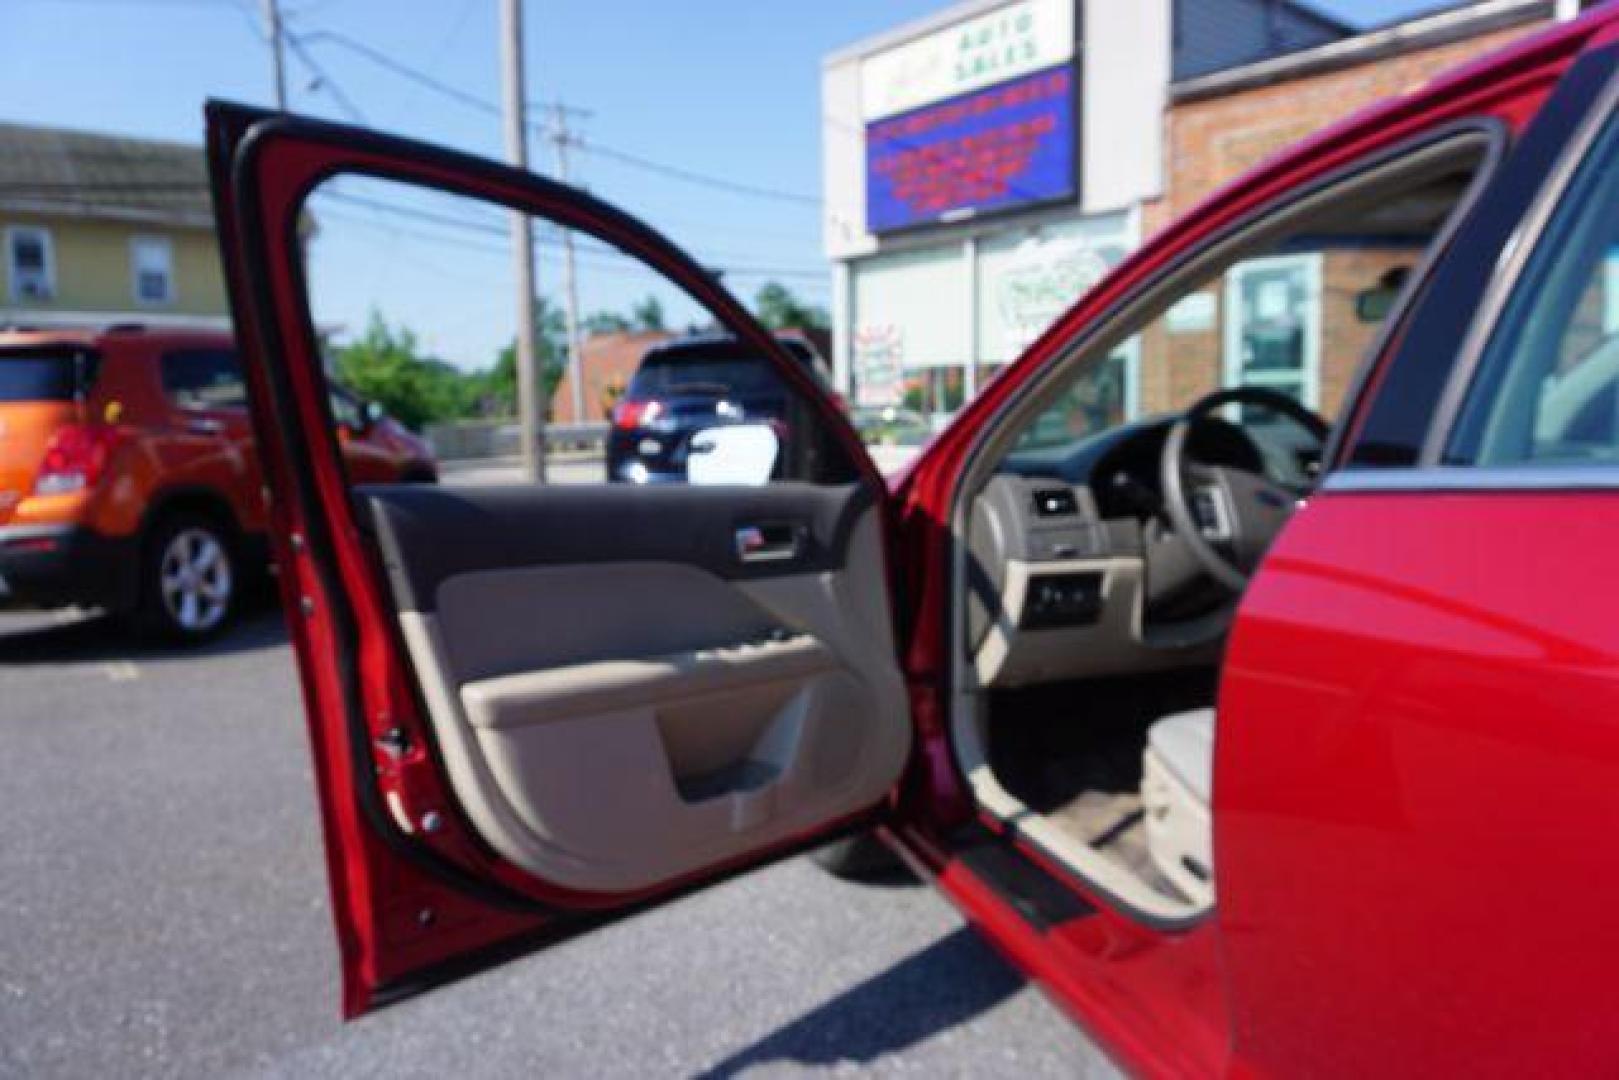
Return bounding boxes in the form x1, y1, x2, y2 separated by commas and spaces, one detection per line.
158, 527, 233, 633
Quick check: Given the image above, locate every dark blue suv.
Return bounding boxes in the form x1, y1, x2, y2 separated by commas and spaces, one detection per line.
606, 334, 835, 484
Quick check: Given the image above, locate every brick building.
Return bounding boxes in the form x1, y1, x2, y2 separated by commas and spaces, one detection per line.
822, 0, 1351, 427
550, 329, 672, 424
1136, 0, 1572, 419
824, 0, 1589, 428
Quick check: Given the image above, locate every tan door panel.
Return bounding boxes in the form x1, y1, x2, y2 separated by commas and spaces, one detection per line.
384, 501, 909, 895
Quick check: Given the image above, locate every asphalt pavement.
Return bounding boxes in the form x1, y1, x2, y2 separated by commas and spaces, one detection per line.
0, 603, 1116, 1078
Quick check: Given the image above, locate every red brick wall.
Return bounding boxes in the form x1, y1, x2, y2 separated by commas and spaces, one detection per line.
1157, 24, 1538, 224
550, 330, 671, 424
1134, 21, 1546, 418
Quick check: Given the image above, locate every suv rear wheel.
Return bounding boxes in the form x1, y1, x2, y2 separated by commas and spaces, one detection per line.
133, 512, 237, 642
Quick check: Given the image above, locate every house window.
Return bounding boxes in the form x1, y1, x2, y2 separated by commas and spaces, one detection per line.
131, 236, 175, 305
6, 226, 55, 302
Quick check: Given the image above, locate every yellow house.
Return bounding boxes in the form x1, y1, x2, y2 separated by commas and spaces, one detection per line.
0, 121, 229, 329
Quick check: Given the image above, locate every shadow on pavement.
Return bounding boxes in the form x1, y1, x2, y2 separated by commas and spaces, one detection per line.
0, 599, 289, 667
694, 926, 1025, 1078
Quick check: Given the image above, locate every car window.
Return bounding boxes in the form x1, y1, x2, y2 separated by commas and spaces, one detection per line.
626, 345, 789, 398
1446, 103, 1619, 468
0, 348, 95, 402
161, 348, 247, 410
328, 385, 366, 429
997, 134, 1492, 486
301, 173, 857, 487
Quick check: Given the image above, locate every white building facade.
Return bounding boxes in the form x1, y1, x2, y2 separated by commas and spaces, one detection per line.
822, 0, 1345, 425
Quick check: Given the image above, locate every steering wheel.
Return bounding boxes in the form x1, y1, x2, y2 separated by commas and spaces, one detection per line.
1159, 387, 1329, 591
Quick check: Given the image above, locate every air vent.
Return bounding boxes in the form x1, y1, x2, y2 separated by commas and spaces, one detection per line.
1031, 488, 1078, 518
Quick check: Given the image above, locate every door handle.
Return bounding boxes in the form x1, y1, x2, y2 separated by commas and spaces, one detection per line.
735, 523, 803, 564
184, 416, 224, 436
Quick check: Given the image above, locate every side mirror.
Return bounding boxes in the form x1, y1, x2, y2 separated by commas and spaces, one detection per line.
1354, 267, 1410, 324
1354, 286, 1397, 324
686, 423, 779, 486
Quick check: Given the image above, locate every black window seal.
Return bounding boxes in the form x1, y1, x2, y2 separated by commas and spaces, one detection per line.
1339, 43, 1619, 473
1418, 55, 1619, 471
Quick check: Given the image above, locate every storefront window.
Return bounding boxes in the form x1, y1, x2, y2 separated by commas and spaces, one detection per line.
1222, 253, 1321, 407
1012, 347, 1129, 451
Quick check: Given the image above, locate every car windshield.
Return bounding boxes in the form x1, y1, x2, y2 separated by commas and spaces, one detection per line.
0, 348, 93, 403
628, 345, 790, 397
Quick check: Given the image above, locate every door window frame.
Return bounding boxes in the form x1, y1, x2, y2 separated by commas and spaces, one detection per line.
1428, 61, 1619, 478
210, 106, 888, 926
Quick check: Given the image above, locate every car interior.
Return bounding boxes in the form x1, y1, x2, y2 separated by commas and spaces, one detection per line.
949, 131, 1496, 920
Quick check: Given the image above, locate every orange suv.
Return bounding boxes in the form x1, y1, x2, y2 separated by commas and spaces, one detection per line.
0, 325, 436, 641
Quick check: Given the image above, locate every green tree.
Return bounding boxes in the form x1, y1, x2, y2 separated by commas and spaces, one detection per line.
583, 310, 632, 334
753, 281, 829, 332
630, 295, 666, 332
485, 295, 568, 418
333, 311, 475, 431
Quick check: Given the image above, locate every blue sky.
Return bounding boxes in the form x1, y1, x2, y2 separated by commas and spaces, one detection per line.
0, 0, 1465, 367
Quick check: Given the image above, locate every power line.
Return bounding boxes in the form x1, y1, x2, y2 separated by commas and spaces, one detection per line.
565, 136, 818, 207
316, 189, 829, 282
0, 179, 827, 283
296, 28, 822, 208
283, 30, 367, 123
297, 29, 504, 119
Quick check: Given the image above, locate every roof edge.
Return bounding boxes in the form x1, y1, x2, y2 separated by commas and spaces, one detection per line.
1171, 0, 1553, 103
0, 198, 214, 230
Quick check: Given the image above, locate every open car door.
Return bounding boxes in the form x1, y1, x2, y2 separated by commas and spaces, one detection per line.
205, 103, 913, 1015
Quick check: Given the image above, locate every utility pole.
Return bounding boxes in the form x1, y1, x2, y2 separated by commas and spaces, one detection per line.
547, 101, 591, 426
500, 0, 545, 482
262, 0, 288, 109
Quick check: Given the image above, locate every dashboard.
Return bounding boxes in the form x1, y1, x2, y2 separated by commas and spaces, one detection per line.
966, 416, 1264, 688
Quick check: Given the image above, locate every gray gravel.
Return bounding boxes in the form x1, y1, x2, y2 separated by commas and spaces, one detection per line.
0, 606, 1116, 1078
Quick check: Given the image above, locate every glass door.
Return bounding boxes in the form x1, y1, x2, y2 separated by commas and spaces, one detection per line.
1222, 253, 1322, 408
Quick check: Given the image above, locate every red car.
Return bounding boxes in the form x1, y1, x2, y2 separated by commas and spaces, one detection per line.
204, 9, 1619, 1075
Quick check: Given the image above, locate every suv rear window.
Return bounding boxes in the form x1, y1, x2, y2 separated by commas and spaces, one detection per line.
0, 348, 97, 402
162, 348, 247, 409
626, 340, 825, 398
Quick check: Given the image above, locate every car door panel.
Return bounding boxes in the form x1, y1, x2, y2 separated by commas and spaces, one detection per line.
206, 103, 908, 1013
362, 483, 909, 895
1215, 34, 1619, 1078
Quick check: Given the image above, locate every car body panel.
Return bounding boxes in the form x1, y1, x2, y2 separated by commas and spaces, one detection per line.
1216, 491, 1619, 1074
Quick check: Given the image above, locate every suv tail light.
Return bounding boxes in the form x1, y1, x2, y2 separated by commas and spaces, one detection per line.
613, 399, 664, 430
34, 424, 121, 496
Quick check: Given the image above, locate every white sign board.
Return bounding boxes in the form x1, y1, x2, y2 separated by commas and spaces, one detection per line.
995, 233, 1120, 355
687, 425, 780, 487
860, 0, 1074, 122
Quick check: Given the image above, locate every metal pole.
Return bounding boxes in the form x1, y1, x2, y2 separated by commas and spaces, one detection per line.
550, 103, 586, 425
262, 0, 288, 110
500, 0, 545, 482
